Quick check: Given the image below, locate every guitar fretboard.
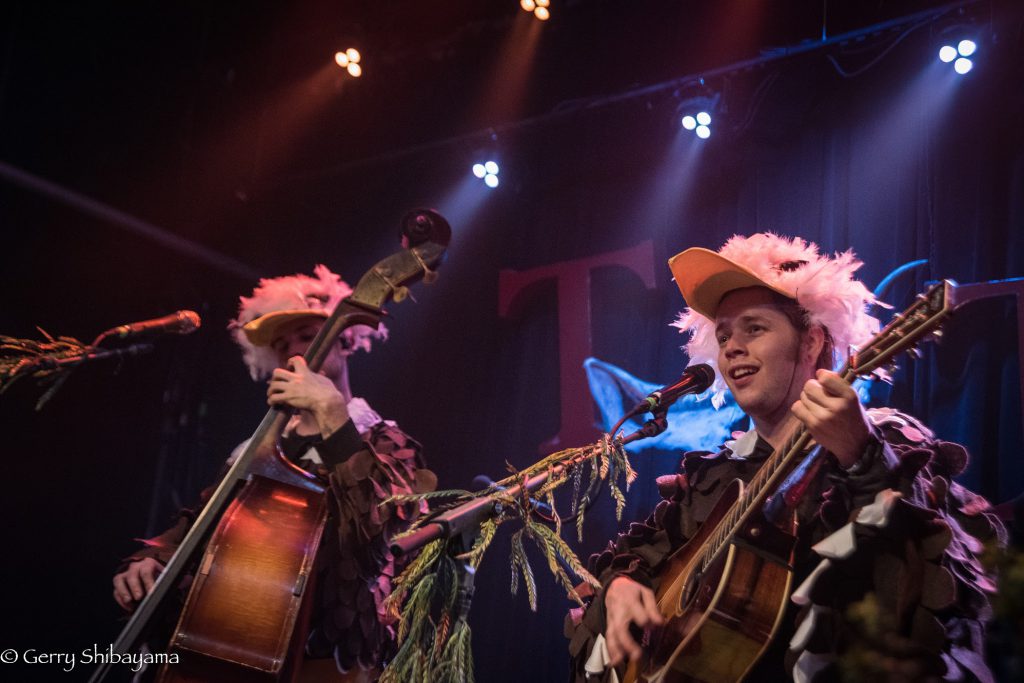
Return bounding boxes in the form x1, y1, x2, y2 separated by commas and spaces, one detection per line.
695, 281, 953, 575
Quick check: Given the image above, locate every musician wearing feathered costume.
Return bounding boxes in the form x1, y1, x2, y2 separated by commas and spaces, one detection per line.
566, 234, 1003, 682
113, 266, 436, 682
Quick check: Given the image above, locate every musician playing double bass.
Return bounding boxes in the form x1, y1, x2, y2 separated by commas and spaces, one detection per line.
566, 234, 1004, 682
113, 265, 436, 682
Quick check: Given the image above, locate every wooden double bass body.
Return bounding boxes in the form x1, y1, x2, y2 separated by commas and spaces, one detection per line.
160, 462, 329, 682
91, 210, 451, 683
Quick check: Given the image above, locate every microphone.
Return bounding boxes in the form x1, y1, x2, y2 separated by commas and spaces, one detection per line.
101, 310, 202, 342
627, 363, 715, 416
471, 475, 554, 516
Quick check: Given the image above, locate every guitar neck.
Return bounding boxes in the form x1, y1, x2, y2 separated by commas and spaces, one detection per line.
697, 280, 958, 573
697, 418, 816, 573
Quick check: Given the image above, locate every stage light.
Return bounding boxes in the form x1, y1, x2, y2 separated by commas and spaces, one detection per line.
520, 0, 550, 21
676, 93, 719, 140
473, 160, 500, 188
680, 110, 712, 139
938, 39, 977, 74
335, 48, 362, 77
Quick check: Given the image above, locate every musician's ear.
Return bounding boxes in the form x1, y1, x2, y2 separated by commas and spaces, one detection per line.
800, 325, 825, 366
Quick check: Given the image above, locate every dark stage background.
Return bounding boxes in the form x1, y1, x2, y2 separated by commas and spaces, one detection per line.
1, 1, 1022, 681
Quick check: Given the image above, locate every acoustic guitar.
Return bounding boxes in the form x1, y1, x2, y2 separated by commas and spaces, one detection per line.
624, 280, 958, 683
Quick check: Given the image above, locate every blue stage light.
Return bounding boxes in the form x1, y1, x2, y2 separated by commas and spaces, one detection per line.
940, 39, 978, 74
677, 93, 719, 139
473, 160, 500, 188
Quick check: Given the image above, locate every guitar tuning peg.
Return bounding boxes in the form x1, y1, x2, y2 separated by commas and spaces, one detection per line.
423, 268, 438, 285
393, 286, 410, 303
908, 347, 923, 359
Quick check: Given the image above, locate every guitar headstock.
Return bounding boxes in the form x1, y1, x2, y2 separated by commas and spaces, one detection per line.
348, 209, 451, 310
849, 279, 957, 378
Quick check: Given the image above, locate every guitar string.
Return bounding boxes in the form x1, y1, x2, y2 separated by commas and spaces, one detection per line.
691, 291, 940, 577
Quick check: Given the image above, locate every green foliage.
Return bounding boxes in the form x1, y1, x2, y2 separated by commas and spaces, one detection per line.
510, 529, 537, 611
380, 433, 631, 682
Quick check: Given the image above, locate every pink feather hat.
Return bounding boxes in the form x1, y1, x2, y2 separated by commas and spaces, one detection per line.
229, 265, 387, 380
669, 233, 881, 406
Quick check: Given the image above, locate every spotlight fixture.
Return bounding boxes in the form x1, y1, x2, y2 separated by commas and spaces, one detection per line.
472, 161, 500, 188
938, 38, 975, 74
520, 0, 550, 21
334, 48, 363, 78
681, 110, 712, 139
675, 91, 720, 140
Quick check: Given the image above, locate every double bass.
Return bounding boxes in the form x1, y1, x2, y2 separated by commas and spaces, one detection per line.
91, 210, 451, 682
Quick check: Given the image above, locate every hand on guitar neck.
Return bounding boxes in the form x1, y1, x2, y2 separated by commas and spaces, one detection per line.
602, 368, 871, 669
790, 369, 871, 469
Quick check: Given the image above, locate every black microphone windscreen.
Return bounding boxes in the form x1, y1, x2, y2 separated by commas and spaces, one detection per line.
689, 363, 715, 392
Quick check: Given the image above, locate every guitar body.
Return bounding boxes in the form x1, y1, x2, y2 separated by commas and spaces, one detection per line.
159, 447, 328, 683
624, 479, 797, 683
615, 281, 960, 683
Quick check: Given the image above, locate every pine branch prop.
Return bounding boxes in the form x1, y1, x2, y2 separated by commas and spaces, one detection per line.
381, 433, 631, 681
0, 330, 90, 408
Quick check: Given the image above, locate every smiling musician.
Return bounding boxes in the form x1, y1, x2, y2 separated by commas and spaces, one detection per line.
566, 233, 1003, 682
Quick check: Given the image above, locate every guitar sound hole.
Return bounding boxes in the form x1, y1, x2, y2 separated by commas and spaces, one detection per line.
680, 570, 702, 610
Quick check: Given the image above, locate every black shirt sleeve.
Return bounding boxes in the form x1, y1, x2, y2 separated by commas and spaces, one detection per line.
313, 419, 364, 469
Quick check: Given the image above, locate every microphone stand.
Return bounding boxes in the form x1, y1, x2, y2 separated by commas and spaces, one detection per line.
15, 343, 155, 373
1, 341, 155, 409
382, 408, 672, 683
391, 407, 669, 559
